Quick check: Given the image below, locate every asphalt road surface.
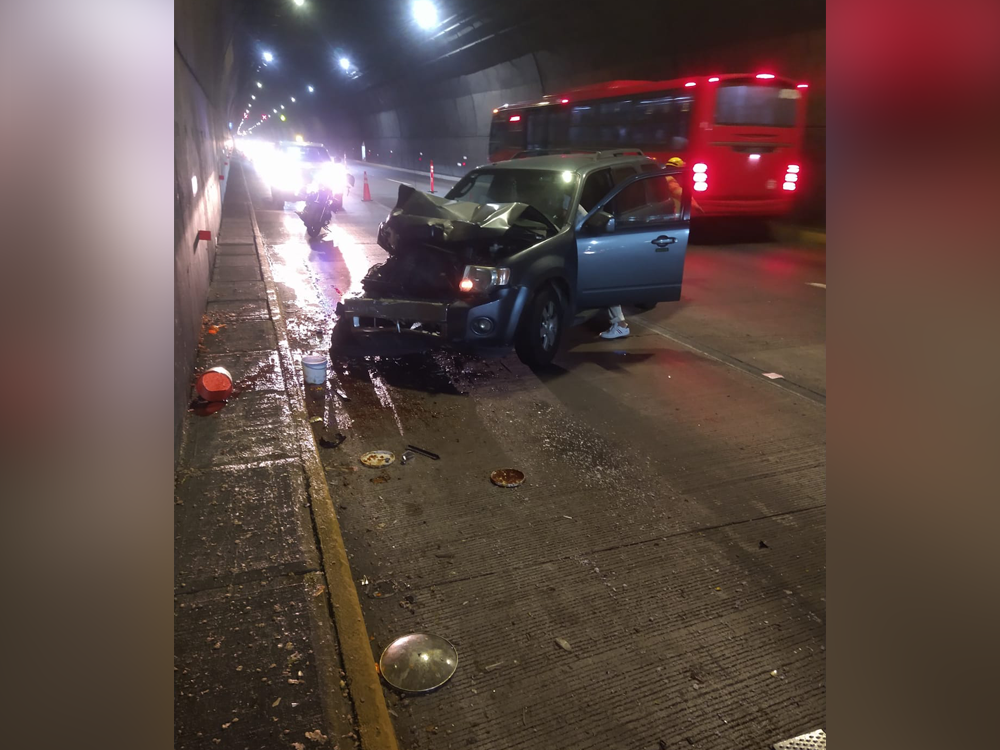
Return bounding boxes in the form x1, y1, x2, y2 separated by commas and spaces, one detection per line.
246, 158, 825, 750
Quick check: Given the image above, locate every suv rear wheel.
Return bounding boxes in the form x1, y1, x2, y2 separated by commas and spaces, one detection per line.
515, 284, 564, 369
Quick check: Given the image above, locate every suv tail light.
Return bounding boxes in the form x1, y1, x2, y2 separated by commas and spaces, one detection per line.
783, 164, 799, 191
692, 162, 708, 192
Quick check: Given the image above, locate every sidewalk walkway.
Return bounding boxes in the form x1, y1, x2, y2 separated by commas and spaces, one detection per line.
174, 162, 397, 750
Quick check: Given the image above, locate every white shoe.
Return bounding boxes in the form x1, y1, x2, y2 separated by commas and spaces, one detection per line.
600, 323, 630, 340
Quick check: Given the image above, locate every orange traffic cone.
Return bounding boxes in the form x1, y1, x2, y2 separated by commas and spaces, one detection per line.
362, 171, 372, 201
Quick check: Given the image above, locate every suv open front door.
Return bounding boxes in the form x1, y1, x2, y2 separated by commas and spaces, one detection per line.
574, 169, 691, 309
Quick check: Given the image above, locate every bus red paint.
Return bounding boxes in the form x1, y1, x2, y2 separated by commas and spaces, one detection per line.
487, 74, 808, 217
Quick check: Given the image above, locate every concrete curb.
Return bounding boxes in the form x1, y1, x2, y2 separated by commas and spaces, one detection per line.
240, 164, 400, 750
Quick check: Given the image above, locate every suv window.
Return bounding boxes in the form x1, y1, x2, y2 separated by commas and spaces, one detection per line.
579, 169, 613, 213
614, 173, 683, 225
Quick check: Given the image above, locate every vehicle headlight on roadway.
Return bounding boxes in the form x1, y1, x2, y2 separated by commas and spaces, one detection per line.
318, 161, 347, 191
460, 266, 511, 294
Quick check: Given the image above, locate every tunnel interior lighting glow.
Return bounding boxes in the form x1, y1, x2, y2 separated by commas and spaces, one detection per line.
684, 81, 696, 87
262, 51, 273, 62
708, 76, 720, 82
273, 108, 278, 113
290, 96, 296, 102
339, 57, 350, 70
307, 85, 314, 93
295, 134, 304, 142
256, 81, 262, 88
756, 73, 775, 79
413, 1, 438, 29
280, 105, 284, 109
251, 95, 256, 99
280, 114, 286, 121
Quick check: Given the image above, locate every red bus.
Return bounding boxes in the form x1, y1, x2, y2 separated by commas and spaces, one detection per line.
488, 73, 809, 217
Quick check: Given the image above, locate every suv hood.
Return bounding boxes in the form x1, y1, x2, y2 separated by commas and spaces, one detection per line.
377, 184, 556, 261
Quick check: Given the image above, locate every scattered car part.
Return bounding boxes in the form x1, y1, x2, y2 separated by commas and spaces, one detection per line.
406, 444, 440, 460
360, 450, 395, 467
379, 633, 458, 693
400, 450, 416, 465
490, 468, 525, 487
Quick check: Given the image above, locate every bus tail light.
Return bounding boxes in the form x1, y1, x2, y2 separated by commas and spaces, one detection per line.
692, 162, 708, 191
509, 115, 521, 122
783, 164, 799, 191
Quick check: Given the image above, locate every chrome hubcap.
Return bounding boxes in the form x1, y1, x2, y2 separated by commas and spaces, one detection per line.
539, 300, 558, 350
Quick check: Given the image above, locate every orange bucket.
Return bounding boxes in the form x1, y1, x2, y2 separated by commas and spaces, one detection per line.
196, 367, 234, 402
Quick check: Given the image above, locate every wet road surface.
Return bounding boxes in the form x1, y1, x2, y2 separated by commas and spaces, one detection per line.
247, 159, 825, 750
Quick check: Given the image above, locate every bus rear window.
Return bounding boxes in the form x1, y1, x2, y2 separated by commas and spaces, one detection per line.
714, 84, 799, 127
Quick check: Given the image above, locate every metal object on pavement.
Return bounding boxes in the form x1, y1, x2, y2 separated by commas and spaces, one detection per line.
360, 450, 395, 467
379, 633, 458, 692
400, 450, 416, 465
407, 444, 440, 460
490, 468, 525, 487
772, 729, 826, 750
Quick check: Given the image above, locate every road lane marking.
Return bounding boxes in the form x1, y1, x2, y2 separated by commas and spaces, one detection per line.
386, 178, 413, 186
806, 282, 826, 289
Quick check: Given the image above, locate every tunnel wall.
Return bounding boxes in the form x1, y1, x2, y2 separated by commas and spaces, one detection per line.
354, 30, 825, 223
174, 0, 240, 453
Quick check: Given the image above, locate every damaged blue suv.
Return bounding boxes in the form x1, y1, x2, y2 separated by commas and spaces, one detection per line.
334, 152, 691, 368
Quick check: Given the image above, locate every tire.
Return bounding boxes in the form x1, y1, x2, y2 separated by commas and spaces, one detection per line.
306, 222, 322, 238
515, 284, 564, 369
634, 301, 657, 311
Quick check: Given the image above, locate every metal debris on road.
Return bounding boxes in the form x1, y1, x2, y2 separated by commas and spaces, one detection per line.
759, 540, 770, 549
407, 444, 440, 460
379, 633, 458, 692
361, 450, 395, 467
400, 450, 416, 465
335, 388, 350, 401
554, 637, 573, 652
491, 468, 525, 487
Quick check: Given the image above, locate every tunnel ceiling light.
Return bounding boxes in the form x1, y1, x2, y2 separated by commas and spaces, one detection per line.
256, 81, 262, 88
273, 108, 278, 113
251, 95, 256, 99
413, 1, 438, 29
339, 57, 350, 70
280, 114, 286, 121
290, 96, 296, 102
262, 51, 273, 63
307, 85, 314, 92
280, 104, 285, 109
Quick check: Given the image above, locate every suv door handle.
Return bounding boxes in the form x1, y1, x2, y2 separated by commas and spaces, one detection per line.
652, 235, 677, 249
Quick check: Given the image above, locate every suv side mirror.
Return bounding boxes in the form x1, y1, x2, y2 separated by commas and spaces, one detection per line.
584, 210, 615, 233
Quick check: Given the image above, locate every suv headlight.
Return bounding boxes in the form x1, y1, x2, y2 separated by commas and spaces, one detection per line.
459, 266, 511, 294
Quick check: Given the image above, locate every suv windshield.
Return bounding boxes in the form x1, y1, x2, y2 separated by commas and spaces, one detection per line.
445, 168, 580, 228
282, 145, 331, 163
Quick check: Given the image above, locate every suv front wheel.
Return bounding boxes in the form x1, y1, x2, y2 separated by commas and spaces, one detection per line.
515, 284, 564, 369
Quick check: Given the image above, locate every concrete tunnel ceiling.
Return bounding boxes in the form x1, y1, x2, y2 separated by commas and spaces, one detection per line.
234, 0, 825, 129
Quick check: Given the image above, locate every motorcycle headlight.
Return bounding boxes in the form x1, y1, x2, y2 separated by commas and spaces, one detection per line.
459, 266, 511, 294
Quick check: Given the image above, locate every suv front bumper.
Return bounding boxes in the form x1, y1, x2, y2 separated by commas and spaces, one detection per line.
336, 286, 528, 350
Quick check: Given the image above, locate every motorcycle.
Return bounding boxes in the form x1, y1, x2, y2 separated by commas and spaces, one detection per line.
298, 163, 355, 238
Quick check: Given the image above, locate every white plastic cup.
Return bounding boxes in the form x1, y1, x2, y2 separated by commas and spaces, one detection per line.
302, 354, 327, 385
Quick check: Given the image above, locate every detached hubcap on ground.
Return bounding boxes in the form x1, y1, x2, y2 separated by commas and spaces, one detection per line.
540, 300, 558, 350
